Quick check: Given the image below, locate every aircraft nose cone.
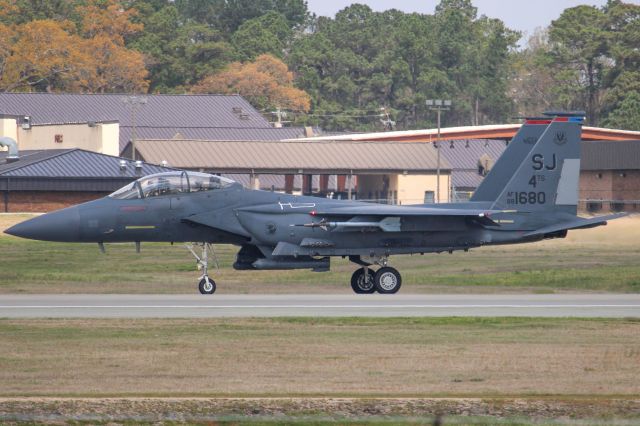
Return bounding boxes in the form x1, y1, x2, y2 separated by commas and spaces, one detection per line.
4, 207, 80, 242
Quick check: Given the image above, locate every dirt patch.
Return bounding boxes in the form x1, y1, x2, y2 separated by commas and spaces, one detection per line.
0, 397, 638, 422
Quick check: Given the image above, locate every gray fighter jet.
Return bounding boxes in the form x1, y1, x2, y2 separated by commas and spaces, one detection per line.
5, 112, 625, 294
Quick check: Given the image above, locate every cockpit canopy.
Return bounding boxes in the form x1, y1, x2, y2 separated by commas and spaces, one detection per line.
109, 171, 236, 200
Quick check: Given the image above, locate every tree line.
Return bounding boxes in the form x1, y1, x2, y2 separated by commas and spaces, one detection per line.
0, 0, 638, 130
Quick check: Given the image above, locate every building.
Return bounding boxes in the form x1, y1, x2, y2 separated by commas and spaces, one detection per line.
126, 139, 452, 205
580, 140, 640, 213
0, 149, 171, 212
0, 93, 310, 156
292, 123, 640, 143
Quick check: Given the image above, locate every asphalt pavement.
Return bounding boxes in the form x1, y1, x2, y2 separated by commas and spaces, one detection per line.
0, 294, 638, 318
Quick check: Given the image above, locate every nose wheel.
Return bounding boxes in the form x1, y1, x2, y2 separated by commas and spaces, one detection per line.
198, 276, 216, 294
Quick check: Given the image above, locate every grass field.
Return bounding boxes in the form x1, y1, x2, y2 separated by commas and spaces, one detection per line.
0, 317, 638, 424
1, 317, 638, 397
1, 214, 639, 294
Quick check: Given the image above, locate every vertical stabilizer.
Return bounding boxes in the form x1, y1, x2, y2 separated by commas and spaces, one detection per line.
471, 119, 550, 202
490, 115, 584, 214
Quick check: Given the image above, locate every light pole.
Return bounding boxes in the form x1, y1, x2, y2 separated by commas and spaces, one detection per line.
426, 99, 451, 203
122, 95, 148, 161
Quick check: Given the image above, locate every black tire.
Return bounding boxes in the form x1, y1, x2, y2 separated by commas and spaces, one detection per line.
374, 267, 402, 294
350, 268, 376, 294
198, 276, 216, 294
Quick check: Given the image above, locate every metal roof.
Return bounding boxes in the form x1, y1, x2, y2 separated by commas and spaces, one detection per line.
0, 93, 269, 127
120, 126, 307, 146
132, 139, 451, 174
582, 140, 640, 170
0, 149, 171, 178
452, 170, 484, 189
438, 139, 506, 170
0, 93, 304, 152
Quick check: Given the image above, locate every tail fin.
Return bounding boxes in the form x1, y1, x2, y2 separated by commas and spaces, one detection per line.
491, 114, 584, 214
471, 118, 550, 201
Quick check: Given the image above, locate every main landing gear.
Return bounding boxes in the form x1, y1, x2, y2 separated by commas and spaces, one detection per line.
186, 243, 218, 294
349, 256, 402, 294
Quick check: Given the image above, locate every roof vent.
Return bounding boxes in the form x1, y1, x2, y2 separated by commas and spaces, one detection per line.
135, 160, 143, 169
239, 113, 250, 120
119, 159, 127, 171
21, 116, 31, 130
161, 160, 169, 167
0, 137, 19, 162
232, 107, 243, 114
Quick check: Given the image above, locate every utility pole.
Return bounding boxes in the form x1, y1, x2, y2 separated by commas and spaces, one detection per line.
122, 95, 148, 161
426, 99, 452, 203
380, 107, 396, 131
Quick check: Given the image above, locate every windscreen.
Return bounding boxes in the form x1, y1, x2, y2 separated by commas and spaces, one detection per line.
187, 172, 235, 192
109, 181, 141, 199
109, 171, 235, 199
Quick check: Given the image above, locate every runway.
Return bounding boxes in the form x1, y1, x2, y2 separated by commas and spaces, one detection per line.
0, 294, 638, 318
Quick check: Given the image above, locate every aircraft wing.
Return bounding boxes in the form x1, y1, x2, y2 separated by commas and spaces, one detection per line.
523, 213, 627, 238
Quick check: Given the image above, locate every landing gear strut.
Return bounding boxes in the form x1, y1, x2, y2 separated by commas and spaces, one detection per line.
348, 256, 402, 294
186, 243, 218, 295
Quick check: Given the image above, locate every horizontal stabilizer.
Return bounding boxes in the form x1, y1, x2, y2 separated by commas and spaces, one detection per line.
523, 213, 627, 238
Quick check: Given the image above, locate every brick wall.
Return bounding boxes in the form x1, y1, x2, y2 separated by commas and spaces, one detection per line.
579, 170, 613, 200
3, 191, 107, 213
612, 170, 640, 201
578, 170, 640, 213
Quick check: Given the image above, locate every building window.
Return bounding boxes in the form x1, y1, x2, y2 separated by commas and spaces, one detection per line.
587, 201, 602, 212
596, 173, 603, 179
54, 134, 63, 143
611, 202, 625, 212
424, 191, 435, 204
619, 172, 627, 178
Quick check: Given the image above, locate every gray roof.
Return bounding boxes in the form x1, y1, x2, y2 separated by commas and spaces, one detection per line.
0, 93, 269, 127
581, 140, 640, 170
0, 149, 171, 178
132, 139, 451, 174
120, 126, 307, 146
438, 139, 507, 170
0, 93, 304, 152
451, 170, 485, 190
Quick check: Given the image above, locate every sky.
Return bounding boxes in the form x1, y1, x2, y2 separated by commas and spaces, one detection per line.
305, 0, 640, 46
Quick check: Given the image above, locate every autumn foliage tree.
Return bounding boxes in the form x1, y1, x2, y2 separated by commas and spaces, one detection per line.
192, 54, 311, 112
0, 20, 86, 92
0, 0, 148, 93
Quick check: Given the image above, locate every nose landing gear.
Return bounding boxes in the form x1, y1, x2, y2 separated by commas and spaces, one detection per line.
186, 243, 218, 294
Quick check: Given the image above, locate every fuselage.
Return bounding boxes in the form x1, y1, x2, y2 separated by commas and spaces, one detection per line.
6, 181, 565, 259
